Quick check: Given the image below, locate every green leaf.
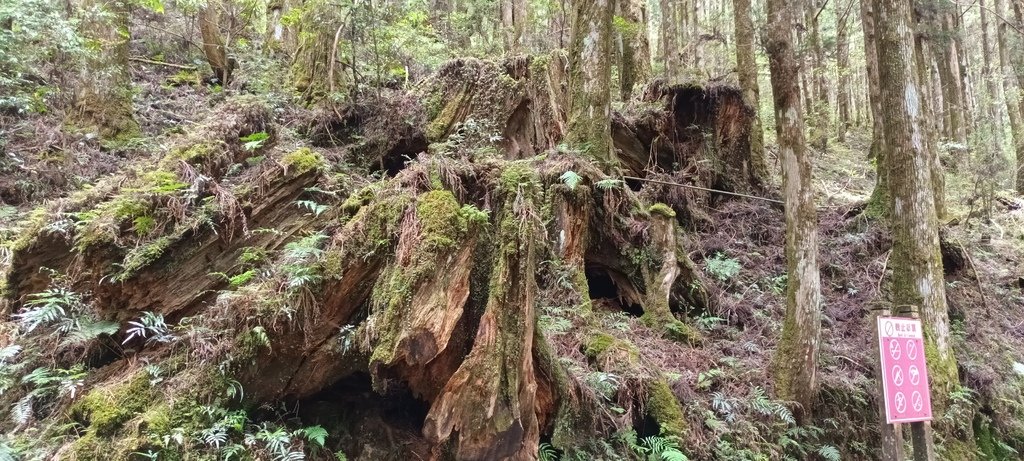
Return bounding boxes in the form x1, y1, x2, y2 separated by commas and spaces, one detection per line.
301, 425, 329, 447
560, 171, 583, 191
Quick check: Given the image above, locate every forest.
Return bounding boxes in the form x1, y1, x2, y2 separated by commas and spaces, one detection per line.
0, 0, 1023, 459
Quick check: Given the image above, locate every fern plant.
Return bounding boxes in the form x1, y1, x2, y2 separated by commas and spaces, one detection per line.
538, 442, 558, 461
15, 288, 80, 332
123, 312, 176, 345
640, 436, 689, 461
560, 171, 583, 191
705, 253, 741, 282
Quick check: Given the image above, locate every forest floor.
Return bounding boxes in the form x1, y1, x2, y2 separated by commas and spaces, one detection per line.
1, 59, 1023, 460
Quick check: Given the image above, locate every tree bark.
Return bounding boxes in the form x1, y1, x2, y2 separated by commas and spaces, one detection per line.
659, 0, 679, 80
1009, 0, 1024, 193
837, 0, 853, 143
501, 0, 528, 52
567, 0, 615, 164
618, 0, 651, 100
199, 0, 235, 84
733, 0, 767, 180
765, 0, 822, 420
933, 9, 966, 144
805, 0, 830, 151
998, 0, 1024, 194
873, 0, 960, 417
863, 0, 888, 214
912, 12, 946, 219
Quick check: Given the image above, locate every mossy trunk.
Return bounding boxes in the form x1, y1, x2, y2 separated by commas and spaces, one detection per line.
862, 0, 888, 213
617, 0, 651, 101
567, 0, 615, 164
766, 0, 822, 419
873, 0, 963, 440
733, 0, 768, 184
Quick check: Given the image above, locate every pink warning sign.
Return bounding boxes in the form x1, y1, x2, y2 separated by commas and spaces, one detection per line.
878, 317, 932, 424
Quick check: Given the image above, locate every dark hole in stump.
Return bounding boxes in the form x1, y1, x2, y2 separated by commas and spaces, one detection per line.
586, 266, 643, 317
289, 371, 431, 459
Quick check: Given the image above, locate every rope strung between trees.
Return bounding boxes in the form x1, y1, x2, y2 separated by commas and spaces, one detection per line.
621, 175, 786, 205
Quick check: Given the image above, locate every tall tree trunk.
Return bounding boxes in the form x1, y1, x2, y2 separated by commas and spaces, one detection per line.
836, 0, 852, 143
501, 0, 527, 52
74, 0, 138, 139
874, 0, 960, 421
766, 0, 822, 420
863, 0, 888, 213
618, 0, 651, 100
733, 0, 767, 180
933, 10, 966, 144
199, 0, 235, 84
913, 31, 946, 219
805, 0, 829, 151
998, 0, 1024, 194
659, 0, 679, 80
567, 0, 615, 164
1009, 0, 1024, 193
981, 0, 1004, 215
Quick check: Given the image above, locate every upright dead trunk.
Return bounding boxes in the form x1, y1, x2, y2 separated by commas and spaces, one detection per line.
863, 0, 888, 214
501, 0, 528, 52
199, 0, 235, 84
618, 0, 651, 100
567, 0, 615, 164
733, 0, 767, 178
873, 0, 960, 418
837, 0, 852, 143
998, 0, 1024, 194
765, 0, 822, 419
74, 0, 138, 139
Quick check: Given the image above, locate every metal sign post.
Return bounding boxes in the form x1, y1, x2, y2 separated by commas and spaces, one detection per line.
876, 310, 936, 461
874, 309, 905, 460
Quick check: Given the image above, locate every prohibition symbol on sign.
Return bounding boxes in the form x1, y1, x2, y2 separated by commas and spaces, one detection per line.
892, 365, 904, 386
909, 365, 920, 385
889, 339, 902, 360
906, 340, 917, 360
884, 321, 895, 337
912, 391, 924, 412
895, 391, 907, 414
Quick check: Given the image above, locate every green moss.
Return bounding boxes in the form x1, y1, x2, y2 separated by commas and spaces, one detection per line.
134, 170, 188, 195
282, 147, 327, 174
646, 379, 687, 440
7, 207, 48, 252
648, 203, 677, 218
583, 332, 639, 365
426, 84, 470, 141
114, 236, 173, 282
417, 190, 467, 254
131, 215, 156, 235
229, 269, 257, 287
71, 372, 154, 437
583, 332, 617, 359
162, 141, 223, 169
